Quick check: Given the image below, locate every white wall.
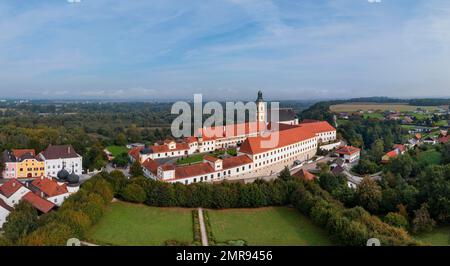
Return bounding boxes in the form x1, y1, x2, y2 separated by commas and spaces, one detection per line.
251, 137, 318, 170
45, 157, 82, 177
47, 193, 70, 207
0, 206, 10, 228
0, 186, 30, 207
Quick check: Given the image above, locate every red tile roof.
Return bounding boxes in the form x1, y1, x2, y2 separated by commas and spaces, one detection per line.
160, 164, 176, 171
142, 159, 159, 175
336, 146, 361, 156
185, 136, 198, 143
150, 143, 189, 153
22, 192, 55, 213
0, 198, 13, 211
239, 126, 316, 155
222, 155, 253, 169
198, 122, 265, 141
204, 155, 221, 162
438, 136, 449, 144
31, 177, 68, 197
39, 145, 80, 160
0, 179, 24, 198
12, 149, 36, 158
174, 163, 214, 179
385, 150, 399, 158
128, 147, 143, 161
293, 168, 316, 181
298, 121, 336, 134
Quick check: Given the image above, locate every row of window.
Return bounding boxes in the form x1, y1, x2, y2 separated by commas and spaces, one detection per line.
48, 163, 79, 169
254, 140, 317, 160
179, 164, 252, 185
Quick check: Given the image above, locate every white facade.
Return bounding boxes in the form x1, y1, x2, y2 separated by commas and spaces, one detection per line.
159, 160, 254, 185
46, 193, 71, 207
0, 186, 30, 207
338, 152, 360, 163
139, 148, 190, 163
44, 157, 82, 178
247, 137, 318, 171
316, 130, 337, 143
320, 141, 341, 151
0, 205, 10, 228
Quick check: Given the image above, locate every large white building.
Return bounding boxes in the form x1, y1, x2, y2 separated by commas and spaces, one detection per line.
139, 91, 337, 184
38, 145, 83, 178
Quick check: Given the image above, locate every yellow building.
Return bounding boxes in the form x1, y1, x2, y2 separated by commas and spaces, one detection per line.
8, 149, 45, 178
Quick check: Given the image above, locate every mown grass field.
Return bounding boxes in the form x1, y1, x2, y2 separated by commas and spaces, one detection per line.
88, 202, 194, 246
106, 145, 129, 157
330, 103, 438, 113
207, 207, 332, 246
415, 226, 450, 246
363, 113, 385, 119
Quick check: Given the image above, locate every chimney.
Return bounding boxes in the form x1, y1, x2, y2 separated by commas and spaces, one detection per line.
12, 182, 16, 187
68, 146, 71, 154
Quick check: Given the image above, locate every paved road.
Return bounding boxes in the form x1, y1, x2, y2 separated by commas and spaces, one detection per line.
198, 208, 209, 246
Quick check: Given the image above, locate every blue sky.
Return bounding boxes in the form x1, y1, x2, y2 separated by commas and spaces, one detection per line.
0, 0, 449, 100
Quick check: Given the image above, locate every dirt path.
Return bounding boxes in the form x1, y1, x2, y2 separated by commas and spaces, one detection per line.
198, 208, 209, 246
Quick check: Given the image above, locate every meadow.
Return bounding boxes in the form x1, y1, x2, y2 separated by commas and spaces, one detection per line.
87, 202, 194, 246
207, 207, 332, 246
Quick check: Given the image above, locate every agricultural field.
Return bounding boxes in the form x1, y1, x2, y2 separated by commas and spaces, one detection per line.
363, 113, 385, 119
415, 226, 450, 246
207, 207, 332, 246
106, 145, 129, 157
330, 103, 438, 113
87, 202, 194, 246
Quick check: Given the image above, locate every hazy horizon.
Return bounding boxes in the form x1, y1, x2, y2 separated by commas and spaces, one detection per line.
1, 0, 450, 100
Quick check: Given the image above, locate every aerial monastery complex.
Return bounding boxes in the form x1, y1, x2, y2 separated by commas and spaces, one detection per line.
130, 91, 337, 184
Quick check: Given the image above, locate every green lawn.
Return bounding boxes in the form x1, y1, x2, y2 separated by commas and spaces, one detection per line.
106, 145, 129, 157
176, 153, 205, 165
207, 207, 332, 246
418, 149, 442, 165
415, 226, 450, 246
88, 202, 194, 246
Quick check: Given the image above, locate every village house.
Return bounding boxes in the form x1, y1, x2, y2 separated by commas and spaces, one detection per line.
292, 168, 317, 181
382, 144, 407, 163
38, 145, 83, 178
1, 149, 45, 179
0, 179, 30, 207
422, 136, 437, 145
335, 146, 361, 163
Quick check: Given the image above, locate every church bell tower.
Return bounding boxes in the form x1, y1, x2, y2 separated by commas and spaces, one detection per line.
256, 90, 266, 123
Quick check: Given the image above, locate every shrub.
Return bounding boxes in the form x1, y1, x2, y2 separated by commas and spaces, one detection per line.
122, 183, 146, 203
